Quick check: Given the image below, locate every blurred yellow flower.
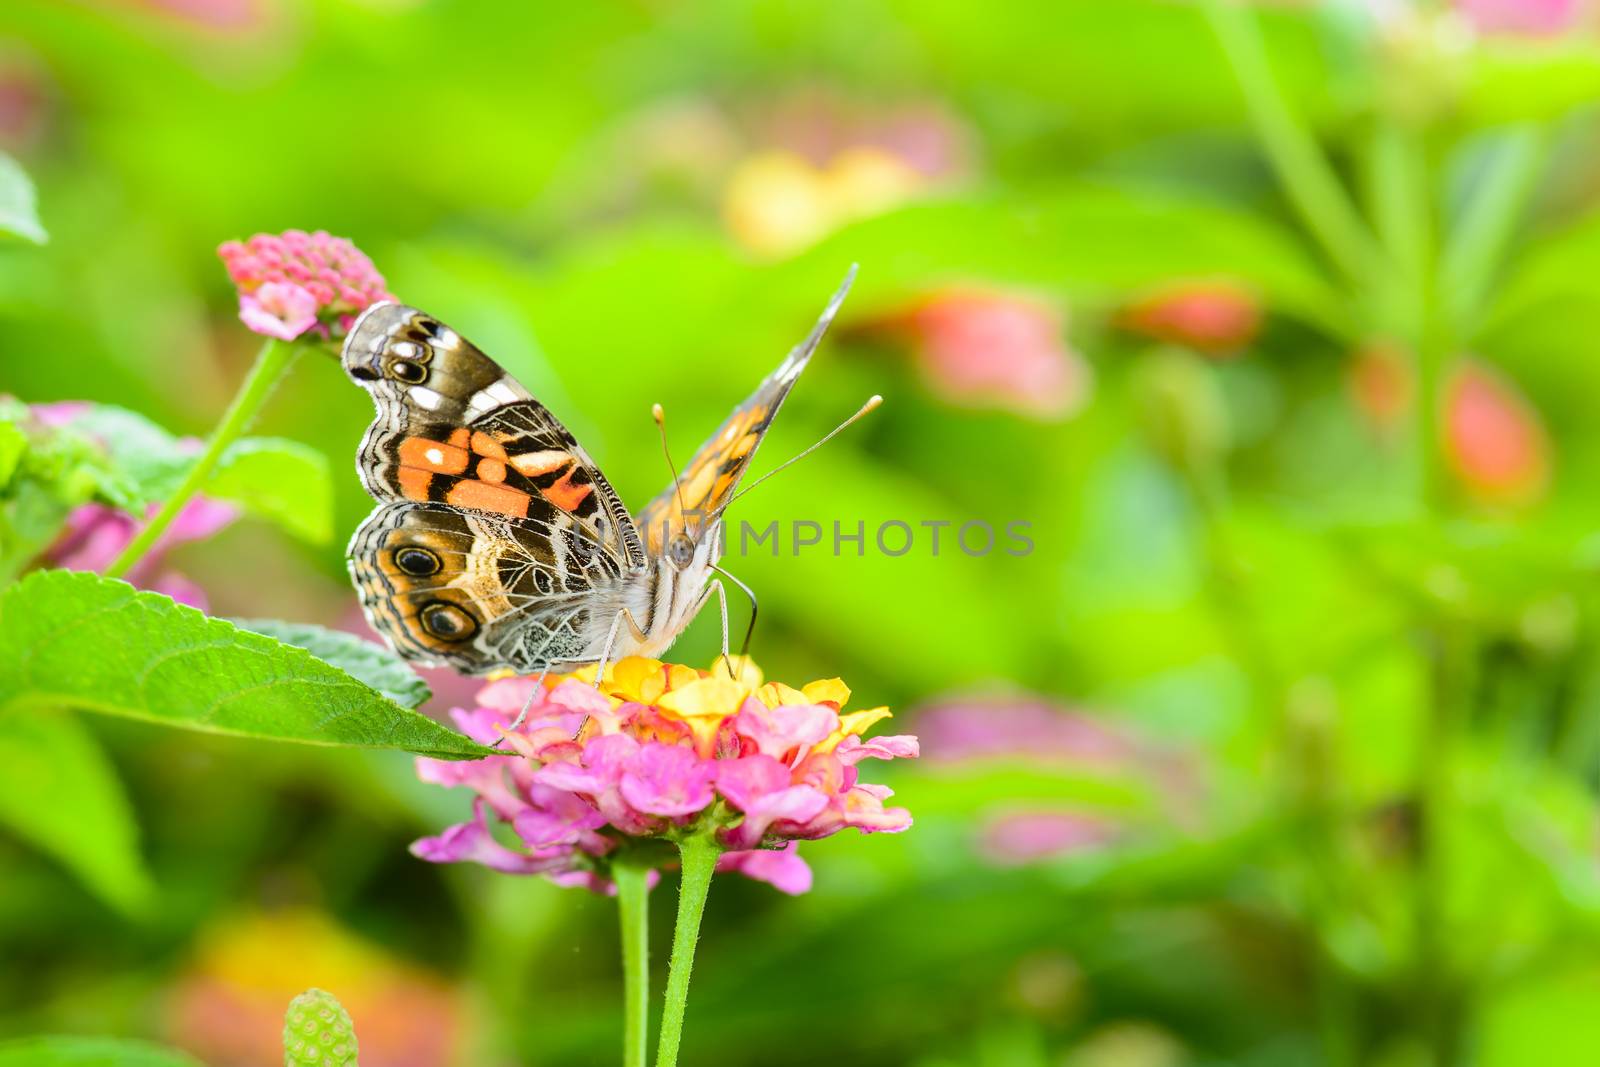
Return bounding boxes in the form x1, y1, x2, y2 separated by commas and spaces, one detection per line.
722, 147, 924, 256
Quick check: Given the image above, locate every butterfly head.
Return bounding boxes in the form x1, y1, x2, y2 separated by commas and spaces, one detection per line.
662, 513, 722, 573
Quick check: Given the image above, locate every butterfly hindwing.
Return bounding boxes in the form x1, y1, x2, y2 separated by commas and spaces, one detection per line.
348, 501, 624, 675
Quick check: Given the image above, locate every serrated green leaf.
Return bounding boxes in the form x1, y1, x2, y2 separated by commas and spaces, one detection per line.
0, 1037, 203, 1067
0, 709, 153, 914
0, 152, 46, 245
209, 437, 333, 544
0, 571, 495, 760
235, 619, 430, 709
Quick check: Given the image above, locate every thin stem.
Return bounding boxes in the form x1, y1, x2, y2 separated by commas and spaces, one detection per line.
105, 337, 297, 579
1201, 0, 1383, 286
614, 861, 653, 1067
654, 835, 720, 1067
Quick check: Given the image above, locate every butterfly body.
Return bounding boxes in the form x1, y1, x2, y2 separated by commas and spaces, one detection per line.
342, 271, 852, 676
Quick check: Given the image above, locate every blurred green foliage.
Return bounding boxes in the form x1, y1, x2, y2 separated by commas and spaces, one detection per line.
6, 1, 1600, 1066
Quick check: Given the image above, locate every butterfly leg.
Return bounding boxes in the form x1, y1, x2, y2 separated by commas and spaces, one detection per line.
710, 564, 759, 660
490, 668, 552, 749
591, 606, 651, 690
702, 578, 734, 679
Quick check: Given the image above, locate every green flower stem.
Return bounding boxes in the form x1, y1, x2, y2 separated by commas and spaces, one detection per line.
614, 861, 653, 1067
1201, 0, 1382, 286
105, 337, 297, 580
654, 835, 721, 1067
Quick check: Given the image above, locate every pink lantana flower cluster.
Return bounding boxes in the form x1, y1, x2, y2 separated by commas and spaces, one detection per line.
216, 230, 394, 342
412, 658, 918, 895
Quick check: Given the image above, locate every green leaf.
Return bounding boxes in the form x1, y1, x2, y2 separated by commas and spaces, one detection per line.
0, 571, 494, 760
65, 404, 192, 507
0, 1037, 203, 1067
208, 437, 334, 544
1481, 206, 1600, 342
0, 152, 46, 244
235, 619, 430, 709
0, 709, 153, 914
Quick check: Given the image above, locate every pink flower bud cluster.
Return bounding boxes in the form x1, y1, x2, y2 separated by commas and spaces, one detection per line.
217, 230, 394, 342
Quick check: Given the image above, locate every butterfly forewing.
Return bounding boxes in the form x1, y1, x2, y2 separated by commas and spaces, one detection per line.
635, 266, 855, 553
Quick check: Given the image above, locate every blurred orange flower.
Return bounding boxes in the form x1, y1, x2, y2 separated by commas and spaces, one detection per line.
1117, 280, 1262, 356
1348, 341, 1414, 436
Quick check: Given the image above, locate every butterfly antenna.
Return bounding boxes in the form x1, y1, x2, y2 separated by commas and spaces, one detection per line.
728, 394, 882, 506
653, 403, 691, 523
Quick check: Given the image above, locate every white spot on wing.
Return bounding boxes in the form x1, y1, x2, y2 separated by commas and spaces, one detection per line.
489, 379, 522, 403
410, 386, 444, 410
425, 447, 445, 465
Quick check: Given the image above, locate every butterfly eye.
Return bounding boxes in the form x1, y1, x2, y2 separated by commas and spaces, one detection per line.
419, 601, 477, 641
394, 546, 441, 577
390, 360, 427, 384
667, 535, 695, 568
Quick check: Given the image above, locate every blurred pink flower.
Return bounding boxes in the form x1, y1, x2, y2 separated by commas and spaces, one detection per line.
1117, 280, 1262, 356
45, 498, 237, 610
412, 659, 917, 895
980, 811, 1118, 866
872, 288, 1089, 420
755, 89, 974, 179
217, 229, 394, 342
1444, 359, 1550, 505
918, 697, 1136, 766
916, 694, 1202, 866
1456, 0, 1586, 35
0, 47, 50, 152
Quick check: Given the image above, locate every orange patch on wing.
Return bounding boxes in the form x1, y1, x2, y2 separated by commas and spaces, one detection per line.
447, 428, 471, 448
399, 467, 434, 500
509, 450, 573, 477
470, 431, 507, 459
540, 468, 594, 513
399, 436, 469, 474
446, 479, 531, 517
477, 457, 507, 483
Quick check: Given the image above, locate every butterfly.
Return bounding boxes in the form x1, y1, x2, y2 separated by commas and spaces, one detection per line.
342, 267, 857, 678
